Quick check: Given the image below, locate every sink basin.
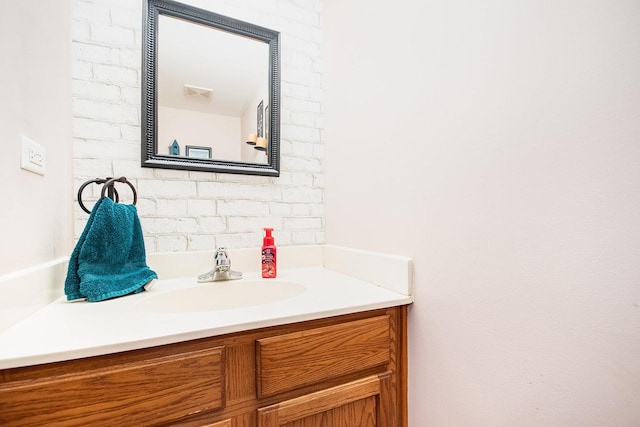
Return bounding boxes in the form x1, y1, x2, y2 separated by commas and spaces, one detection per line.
137, 280, 305, 313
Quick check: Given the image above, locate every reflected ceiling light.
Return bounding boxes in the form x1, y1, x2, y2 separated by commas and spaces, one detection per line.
183, 84, 212, 99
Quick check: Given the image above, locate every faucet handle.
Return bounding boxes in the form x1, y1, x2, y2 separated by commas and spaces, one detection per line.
214, 247, 231, 269
198, 247, 242, 282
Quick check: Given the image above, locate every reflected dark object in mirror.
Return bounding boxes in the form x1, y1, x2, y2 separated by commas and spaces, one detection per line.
142, 0, 280, 176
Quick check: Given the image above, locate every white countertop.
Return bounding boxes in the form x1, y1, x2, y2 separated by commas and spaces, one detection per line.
0, 265, 412, 370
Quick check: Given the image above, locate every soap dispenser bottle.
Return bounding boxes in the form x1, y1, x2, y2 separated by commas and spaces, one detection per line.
262, 228, 277, 278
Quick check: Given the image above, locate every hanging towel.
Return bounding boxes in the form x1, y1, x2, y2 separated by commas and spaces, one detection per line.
65, 197, 157, 302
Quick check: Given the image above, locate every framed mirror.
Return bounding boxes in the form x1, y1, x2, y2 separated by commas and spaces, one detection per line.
142, 0, 280, 176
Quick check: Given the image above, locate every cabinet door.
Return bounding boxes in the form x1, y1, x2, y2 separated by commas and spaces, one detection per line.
258, 374, 394, 427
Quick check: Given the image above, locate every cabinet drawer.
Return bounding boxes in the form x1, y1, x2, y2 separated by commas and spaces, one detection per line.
256, 315, 390, 397
0, 346, 225, 426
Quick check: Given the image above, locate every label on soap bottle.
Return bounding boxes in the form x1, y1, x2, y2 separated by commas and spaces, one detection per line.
262, 248, 277, 278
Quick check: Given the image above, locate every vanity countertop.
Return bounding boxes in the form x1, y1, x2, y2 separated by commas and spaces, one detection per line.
0, 245, 413, 370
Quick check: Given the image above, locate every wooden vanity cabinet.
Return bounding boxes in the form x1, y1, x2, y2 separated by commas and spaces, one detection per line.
0, 306, 407, 427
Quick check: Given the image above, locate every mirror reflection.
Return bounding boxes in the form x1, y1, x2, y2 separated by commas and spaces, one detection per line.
142, 0, 281, 176
158, 15, 269, 164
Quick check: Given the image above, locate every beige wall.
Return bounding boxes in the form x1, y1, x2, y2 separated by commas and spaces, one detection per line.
0, 1, 73, 275
158, 106, 241, 160
325, 0, 640, 425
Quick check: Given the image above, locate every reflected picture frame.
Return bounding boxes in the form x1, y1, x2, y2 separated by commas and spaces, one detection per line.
257, 100, 264, 137
265, 104, 269, 143
185, 145, 212, 159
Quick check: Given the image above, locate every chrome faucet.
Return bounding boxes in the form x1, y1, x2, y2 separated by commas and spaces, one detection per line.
197, 247, 243, 282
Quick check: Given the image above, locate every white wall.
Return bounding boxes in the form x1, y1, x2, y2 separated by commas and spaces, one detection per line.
324, 0, 640, 425
72, 0, 325, 253
0, 1, 73, 276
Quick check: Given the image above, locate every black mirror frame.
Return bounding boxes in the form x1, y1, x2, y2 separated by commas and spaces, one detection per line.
142, 0, 281, 176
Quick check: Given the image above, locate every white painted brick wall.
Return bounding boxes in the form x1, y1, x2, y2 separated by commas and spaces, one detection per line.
71, 0, 325, 253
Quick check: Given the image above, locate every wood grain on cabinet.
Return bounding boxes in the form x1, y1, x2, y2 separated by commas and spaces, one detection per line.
256, 315, 390, 397
203, 419, 231, 427
0, 306, 407, 427
0, 346, 225, 427
257, 373, 391, 427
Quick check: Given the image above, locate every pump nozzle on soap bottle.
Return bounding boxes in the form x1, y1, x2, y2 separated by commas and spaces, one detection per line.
262, 228, 277, 278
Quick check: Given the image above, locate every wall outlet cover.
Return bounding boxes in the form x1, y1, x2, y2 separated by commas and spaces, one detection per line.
21, 135, 46, 176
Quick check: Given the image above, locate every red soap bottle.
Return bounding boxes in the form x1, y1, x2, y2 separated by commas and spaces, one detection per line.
261, 228, 277, 278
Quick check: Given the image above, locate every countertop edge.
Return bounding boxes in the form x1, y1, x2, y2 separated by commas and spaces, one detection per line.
0, 296, 412, 370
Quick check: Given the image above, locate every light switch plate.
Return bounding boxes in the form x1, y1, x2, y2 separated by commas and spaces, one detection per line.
20, 135, 46, 176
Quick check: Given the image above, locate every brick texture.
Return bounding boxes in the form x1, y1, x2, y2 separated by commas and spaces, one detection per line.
71, 0, 324, 253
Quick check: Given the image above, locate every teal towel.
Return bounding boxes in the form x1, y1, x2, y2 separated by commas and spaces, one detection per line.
65, 197, 157, 302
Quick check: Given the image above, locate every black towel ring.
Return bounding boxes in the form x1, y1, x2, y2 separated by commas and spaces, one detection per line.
77, 177, 137, 214
78, 178, 119, 214
101, 177, 137, 205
